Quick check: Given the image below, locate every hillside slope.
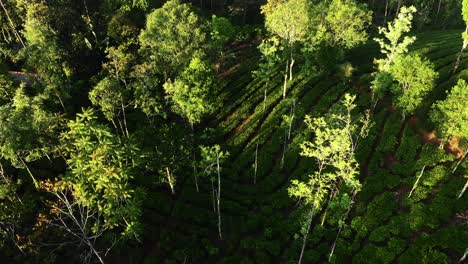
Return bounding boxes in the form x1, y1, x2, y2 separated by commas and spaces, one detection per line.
131, 30, 468, 264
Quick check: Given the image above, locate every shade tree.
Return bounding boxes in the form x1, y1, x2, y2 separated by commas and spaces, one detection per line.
199, 145, 229, 240
60, 108, 144, 239
0, 87, 62, 187
431, 79, 468, 176
89, 45, 135, 137
22, 1, 72, 111
373, 5, 417, 71
139, 0, 208, 80
386, 53, 438, 119
163, 57, 218, 129
261, 0, 311, 97
313, 0, 372, 50
288, 94, 371, 264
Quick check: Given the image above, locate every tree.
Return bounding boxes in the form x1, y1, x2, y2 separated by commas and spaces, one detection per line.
315, 0, 372, 49
262, 0, 311, 97
387, 53, 438, 119
431, 79, 468, 142
253, 36, 283, 112
90, 45, 135, 137
39, 180, 112, 264
139, 0, 207, 79
22, 2, 72, 111
374, 5, 417, 71
431, 79, 468, 174
453, 0, 468, 73
0, 87, 62, 187
288, 94, 370, 264
60, 108, 143, 239
199, 145, 229, 240
211, 15, 235, 58
163, 57, 217, 128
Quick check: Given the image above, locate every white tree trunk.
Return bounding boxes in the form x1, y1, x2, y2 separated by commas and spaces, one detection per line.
408, 166, 426, 198
283, 59, 289, 99
298, 207, 315, 264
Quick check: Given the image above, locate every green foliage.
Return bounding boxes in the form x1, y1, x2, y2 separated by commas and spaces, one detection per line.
262, 0, 310, 46
139, 0, 207, 77
289, 94, 371, 211
22, 2, 71, 103
211, 15, 236, 49
463, 0, 468, 23
163, 57, 217, 126
431, 79, 468, 141
387, 53, 438, 115
199, 145, 229, 179
0, 88, 61, 169
90, 77, 124, 122
316, 0, 372, 49
60, 109, 143, 239
374, 6, 417, 71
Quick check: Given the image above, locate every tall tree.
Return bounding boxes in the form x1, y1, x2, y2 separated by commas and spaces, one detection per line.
139, 0, 207, 79
90, 45, 135, 137
431, 79, 468, 175
314, 0, 372, 49
386, 53, 438, 119
431, 79, 468, 142
22, 1, 72, 111
373, 5, 417, 71
163, 57, 217, 129
60, 108, 143, 239
262, 0, 310, 97
0, 88, 62, 187
199, 145, 229, 240
288, 94, 370, 264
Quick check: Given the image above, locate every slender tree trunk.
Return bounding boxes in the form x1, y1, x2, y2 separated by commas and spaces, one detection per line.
453, 151, 467, 173
56, 93, 66, 113
460, 248, 468, 263
458, 178, 468, 199
396, 0, 403, 17
18, 156, 38, 188
283, 60, 289, 99
384, 0, 389, 25
216, 150, 222, 239
321, 189, 337, 226
298, 207, 315, 264
289, 47, 295, 81
117, 119, 126, 138
166, 167, 175, 195
288, 101, 295, 140
0, 0, 26, 48
453, 25, 468, 74
408, 166, 426, 198
121, 98, 129, 137
211, 178, 216, 212
329, 191, 357, 261
436, 0, 442, 23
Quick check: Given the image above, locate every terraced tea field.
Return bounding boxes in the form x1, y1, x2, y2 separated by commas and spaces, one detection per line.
131, 30, 467, 263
